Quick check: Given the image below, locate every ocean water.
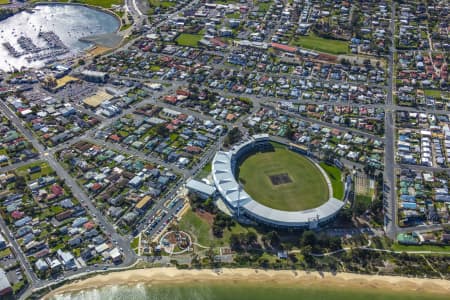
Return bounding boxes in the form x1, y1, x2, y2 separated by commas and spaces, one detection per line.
50, 281, 449, 300
0, 4, 119, 70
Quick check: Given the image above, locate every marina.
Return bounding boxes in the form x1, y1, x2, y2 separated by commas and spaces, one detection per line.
2, 31, 70, 63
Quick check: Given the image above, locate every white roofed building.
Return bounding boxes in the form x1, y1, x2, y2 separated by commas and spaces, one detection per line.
211, 135, 345, 228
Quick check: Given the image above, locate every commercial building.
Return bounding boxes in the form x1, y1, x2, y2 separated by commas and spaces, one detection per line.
0, 268, 12, 296
81, 70, 108, 83
186, 179, 217, 199
136, 195, 152, 212
0, 234, 6, 250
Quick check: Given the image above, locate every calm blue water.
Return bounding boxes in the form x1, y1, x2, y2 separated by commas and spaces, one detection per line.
0, 4, 119, 70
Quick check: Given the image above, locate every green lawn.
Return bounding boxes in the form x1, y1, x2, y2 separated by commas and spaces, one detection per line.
423, 89, 449, 99
195, 162, 211, 180
257, 1, 271, 12
16, 161, 53, 180
74, 0, 123, 8
12, 280, 25, 294
0, 0, 10, 5
236, 144, 329, 211
130, 236, 139, 249
319, 162, 344, 200
291, 32, 349, 55
215, 0, 239, 3
175, 33, 203, 47
354, 194, 372, 215
160, 1, 174, 8
179, 209, 211, 246
178, 209, 252, 247
355, 194, 372, 205
0, 247, 11, 258
150, 65, 161, 72
120, 24, 132, 31
226, 12, 241, 19
392, 243, 450, 253
148, 0, 175, 8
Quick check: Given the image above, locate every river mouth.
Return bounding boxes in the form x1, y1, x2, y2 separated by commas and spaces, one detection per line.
0, 3, 120, 71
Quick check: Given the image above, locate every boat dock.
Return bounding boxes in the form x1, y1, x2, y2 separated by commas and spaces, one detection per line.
2, 30, 69, 62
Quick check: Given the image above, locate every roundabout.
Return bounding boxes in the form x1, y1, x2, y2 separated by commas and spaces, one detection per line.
212, 134, 345, 229
159, 231, 192, 255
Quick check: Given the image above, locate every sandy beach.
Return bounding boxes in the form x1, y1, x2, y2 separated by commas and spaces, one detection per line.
44, 267, 450, 299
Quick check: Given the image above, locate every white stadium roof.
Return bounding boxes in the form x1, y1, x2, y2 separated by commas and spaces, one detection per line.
212, 136, 344, 227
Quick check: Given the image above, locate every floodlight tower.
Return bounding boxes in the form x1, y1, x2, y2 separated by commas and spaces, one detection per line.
237, 183, 241, 218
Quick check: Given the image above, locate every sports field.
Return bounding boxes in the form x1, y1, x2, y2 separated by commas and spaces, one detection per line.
291, 32, 349, 55
175, 33, 202, 47
236, 144, 329, 211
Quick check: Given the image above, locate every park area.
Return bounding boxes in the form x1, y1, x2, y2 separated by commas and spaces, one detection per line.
178, 209, 255, 247
236, 144, 330, 211
175, 33, 202, 47
75, 0, 123, 8
291, 32, 349, 55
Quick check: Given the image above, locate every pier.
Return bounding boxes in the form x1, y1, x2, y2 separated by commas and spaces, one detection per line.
2, 30, 69, 63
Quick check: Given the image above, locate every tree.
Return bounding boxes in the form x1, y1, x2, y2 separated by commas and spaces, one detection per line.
258, 257, 270, 269
188, 192, 201, 211
337, 208, 353, 224
191, 254, 201, 268
155, 123, 169, 137
212, 225, 223, 238
246, 231, 258, 246
223, 127, 242, 147
328, 237, 342, 251
288, 253, 298, 263
266, 231, 281, 248
443, 224, 450, 234
300, 230, 317, 248
15, 176, 27, 192
354, 197, 370, 216
285, 126, 294, 140
230, 234, 242, 251
344, 117, 351, 127
301, 245, 315, 267
363, 165, 375, 176
206, 247, 215, 262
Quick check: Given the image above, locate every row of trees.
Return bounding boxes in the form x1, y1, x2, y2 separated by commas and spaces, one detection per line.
188, 192, 216, 213
229, 232, 260, 252
300, 230, 342, 253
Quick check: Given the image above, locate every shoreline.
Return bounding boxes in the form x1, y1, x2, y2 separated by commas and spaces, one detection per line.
0, 2, 123, 29
43, 267, 450, 299
32, 2, 123, 30
0, 2, 123, 71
